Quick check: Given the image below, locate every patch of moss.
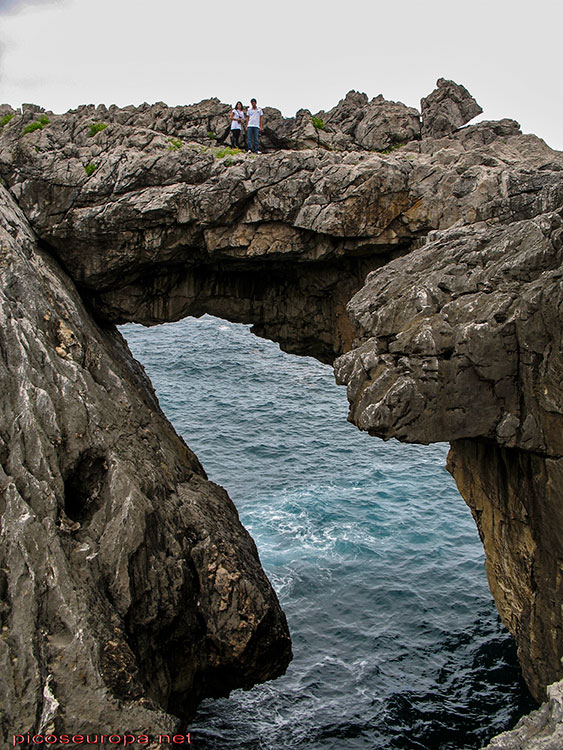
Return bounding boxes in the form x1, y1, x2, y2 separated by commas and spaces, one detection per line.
168, 137, 183, 150
214, 146, 241, 159
84, 162, 97, 176
311, 116, 325, 131
89, 122, 108, 137
0, 113, 14, 128
22, 115, 50, 135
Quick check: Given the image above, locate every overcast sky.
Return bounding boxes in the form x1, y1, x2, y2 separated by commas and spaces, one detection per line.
0, 0, 561, 149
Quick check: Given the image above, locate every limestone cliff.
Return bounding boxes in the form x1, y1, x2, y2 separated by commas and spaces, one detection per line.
0, 184, 290, 740
0, 79, 562, 745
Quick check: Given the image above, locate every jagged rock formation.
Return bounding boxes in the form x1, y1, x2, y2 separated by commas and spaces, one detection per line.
265, 91, 421, 152
0, 79, 562, 744
421, 77, 483, 137
6, 89, 421, 160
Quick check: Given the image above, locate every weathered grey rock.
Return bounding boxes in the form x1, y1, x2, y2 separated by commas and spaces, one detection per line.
421, 77, 483, 137
261, 107, 329, 151
72, 98, 233, 147
57, 91, 418, 154
353, 95, 421, 151
0, 104, 16, 120
449, 439, 563, 707
314, 90, 421, 151
255, 92, 421, 153
481, 680, 563, 749
334, 213, 562, 451
0, 184, 291, 742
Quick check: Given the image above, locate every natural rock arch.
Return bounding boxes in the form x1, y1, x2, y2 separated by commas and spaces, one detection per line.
1, 81, 562, 744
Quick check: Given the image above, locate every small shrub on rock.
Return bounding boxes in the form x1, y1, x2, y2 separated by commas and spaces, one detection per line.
214, 146, 241, 159
22, 115, 50, 135
89, 122, 108, 137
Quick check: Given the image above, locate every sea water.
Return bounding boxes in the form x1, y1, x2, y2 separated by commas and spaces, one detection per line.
121, 315, 534, 750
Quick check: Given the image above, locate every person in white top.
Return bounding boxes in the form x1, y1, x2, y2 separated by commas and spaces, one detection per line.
246, 98, 263, 153
230, 101, 245, 148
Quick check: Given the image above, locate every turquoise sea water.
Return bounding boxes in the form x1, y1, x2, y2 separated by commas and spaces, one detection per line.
121, 315, 534, 750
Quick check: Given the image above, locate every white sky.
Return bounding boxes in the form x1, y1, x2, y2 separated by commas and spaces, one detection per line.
0, 0, 561, 150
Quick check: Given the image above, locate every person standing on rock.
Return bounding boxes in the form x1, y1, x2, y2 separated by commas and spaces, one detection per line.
246, 98, 263, 153
230, 101, 245, 148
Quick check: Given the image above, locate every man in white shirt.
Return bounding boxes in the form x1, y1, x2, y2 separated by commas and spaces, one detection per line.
246, 98, 263, 153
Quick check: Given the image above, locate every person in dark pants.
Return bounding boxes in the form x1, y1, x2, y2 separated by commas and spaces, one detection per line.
230, 101, 245, 148
246, 98, 263, 153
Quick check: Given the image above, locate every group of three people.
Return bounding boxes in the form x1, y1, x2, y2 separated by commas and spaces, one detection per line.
230, 99, 263, 153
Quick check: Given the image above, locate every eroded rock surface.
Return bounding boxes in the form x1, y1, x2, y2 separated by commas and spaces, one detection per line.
334, 213, 562, 450
0, 92, 561, 364
421, 77, 483, 137
0, 185, 290, 742
1, 81, 562, 744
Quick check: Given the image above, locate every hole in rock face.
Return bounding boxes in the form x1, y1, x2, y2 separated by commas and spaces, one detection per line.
63, 450, 108, 523
121, 314, 534, 750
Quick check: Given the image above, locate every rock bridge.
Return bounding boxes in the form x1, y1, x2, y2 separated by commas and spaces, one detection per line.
1, 79, 562, 744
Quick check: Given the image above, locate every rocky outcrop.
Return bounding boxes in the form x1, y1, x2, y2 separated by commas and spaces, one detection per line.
0, 184, 290, 742
271, 91, 422, 152
5, 90, 421, 157
1, 80, 562, 743
482, 680, 563, 749
334, 213, 562, 449
421, 77, 483, 137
